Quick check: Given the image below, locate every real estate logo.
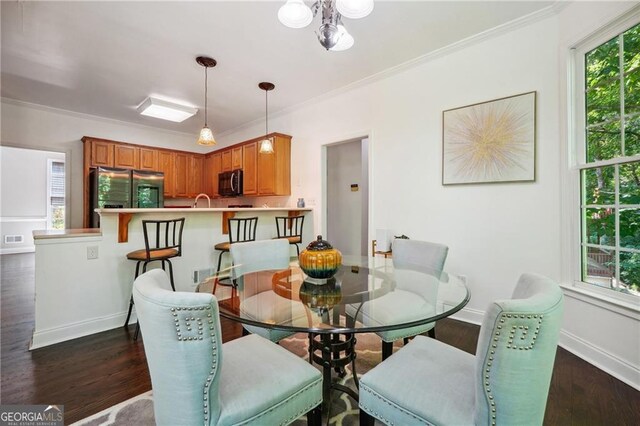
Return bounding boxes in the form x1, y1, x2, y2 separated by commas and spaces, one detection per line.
0, 405, 64, 426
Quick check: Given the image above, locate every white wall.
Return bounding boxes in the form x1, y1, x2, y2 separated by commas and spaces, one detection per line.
0, 146, 65, 253
0, 100, 202, 229
216, 3, 639, 388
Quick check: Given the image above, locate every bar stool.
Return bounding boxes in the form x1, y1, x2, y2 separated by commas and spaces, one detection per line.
274, 215, 305, 256
124, 217, 185, 339
213, 217, 258, 295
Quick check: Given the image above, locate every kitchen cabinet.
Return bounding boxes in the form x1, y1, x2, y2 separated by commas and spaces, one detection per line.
139, 147, 158, 171
242, 142, 258, 196
211, 153, 222, 197
188, 154, 204, 197
257, 135, 291, 196
114, 144, 139, 169
221, 149, 232, 172
174, 153, 189, 198
158, 151, 175, 198
232, 146, 243, 170
90, 140, 114, 167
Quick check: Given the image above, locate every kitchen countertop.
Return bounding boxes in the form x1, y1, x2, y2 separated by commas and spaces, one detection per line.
95, 207, 312, 213
33, 228, 102, 240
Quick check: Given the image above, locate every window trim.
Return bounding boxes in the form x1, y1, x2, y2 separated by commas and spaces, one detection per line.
569, 9, 640, 307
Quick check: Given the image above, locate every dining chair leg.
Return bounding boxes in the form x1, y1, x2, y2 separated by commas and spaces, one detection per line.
306, 406, 322, 426
134, 322, 140, 341
359, 409, 375, 426
403, 337, 410, 345
166, 259, 176, 291
242, 327, 250, 336
124, 261, 142, 327
382, 341, 393, 360
428, 327, 436, 339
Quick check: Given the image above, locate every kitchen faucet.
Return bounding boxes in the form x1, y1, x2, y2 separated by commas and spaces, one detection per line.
193, 193, 211, 208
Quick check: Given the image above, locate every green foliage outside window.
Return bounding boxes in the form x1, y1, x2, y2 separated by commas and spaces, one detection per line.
582, 22, 640, 294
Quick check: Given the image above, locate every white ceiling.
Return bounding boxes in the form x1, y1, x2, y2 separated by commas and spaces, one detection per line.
1, 1, 555, 136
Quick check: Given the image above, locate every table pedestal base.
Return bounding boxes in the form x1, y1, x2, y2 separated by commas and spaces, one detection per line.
308, 332, 359, 412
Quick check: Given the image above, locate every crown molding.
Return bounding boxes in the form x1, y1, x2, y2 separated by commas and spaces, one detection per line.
218, 1, 568, 139
1, 97, 195, 139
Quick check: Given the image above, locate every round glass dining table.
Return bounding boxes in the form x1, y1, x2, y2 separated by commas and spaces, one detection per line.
211, 256, 470, 407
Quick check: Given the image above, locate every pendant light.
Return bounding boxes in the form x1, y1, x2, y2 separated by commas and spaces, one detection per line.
258, 82, 275, 154
196, 56, 217, 146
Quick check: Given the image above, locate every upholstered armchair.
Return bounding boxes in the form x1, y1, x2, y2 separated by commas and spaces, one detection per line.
347, 238, 449, 360
230, 239, 304, 342
133, 269, 322, 426
358, 273, 564, 425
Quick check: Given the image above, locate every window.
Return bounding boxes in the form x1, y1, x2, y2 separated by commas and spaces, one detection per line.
576, 21, 640, 297
47, 160, 65, 230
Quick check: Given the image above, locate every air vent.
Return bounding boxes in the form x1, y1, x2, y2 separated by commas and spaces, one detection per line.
4, 235, 24, 244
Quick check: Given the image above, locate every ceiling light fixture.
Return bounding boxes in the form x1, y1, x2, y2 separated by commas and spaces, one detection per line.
137, 97, 197, 122
258, 82, 275, 154
278, 0, 373, 51
196, 56, 217, 146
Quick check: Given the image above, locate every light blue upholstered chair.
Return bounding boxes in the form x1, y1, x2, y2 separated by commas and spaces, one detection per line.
133, 269, 322, 426
230, 239, 302, 342
359, 273, 564, 426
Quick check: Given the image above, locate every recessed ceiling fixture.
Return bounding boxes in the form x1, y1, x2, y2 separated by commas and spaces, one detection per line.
196, 56, 217, 146
258, 82, 275, 154
137, 97, 197, 122
278, 0, 373, 51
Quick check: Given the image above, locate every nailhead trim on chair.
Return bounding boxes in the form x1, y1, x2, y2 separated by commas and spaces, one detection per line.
359, 386, 432, 425
487, 313, 544, 425
170, 306, 218, 426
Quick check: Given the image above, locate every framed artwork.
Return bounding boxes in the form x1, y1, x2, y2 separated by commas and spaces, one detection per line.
442, 91, 536, 185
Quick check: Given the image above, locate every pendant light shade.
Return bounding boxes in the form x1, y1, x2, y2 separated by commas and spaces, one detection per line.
278, 0, 313, 28
329, 25, 354, 51
258, 82, 275, 154
336, 0, 374, 19
196, 56, 217, 146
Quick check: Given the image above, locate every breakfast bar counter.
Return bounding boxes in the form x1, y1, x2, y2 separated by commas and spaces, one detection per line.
31, 207, 314, 349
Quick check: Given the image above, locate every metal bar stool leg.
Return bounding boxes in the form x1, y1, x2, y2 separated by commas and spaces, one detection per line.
213, 250, 225, 294
124, 261, 142, 327
166, 259, 176, 291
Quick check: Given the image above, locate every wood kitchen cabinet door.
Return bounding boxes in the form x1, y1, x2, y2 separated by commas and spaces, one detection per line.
188, 155, 204, 197
232, 147, 243, 170
158, 151, 175, 197
242, 142, 258, 195
221, 149, 232, 172
211, 153, 222, 197
91, 140, 114, 167
139, 147, 159, 171
257, 135, 291, 196
174, 153, 189, 198
114, 145, 139, 169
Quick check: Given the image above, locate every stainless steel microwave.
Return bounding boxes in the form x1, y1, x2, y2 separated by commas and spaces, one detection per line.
219, 169, 243, 197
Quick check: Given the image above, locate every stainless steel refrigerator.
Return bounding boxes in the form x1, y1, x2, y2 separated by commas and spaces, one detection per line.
90, 167, 164, 228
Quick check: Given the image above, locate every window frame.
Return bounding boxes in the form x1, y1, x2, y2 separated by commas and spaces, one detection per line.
570, 12, 640, 305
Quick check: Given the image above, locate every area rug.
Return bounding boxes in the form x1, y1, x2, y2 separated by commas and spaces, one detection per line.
72, 333, 393, 425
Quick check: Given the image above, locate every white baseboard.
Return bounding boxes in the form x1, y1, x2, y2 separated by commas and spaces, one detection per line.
449, 306, 484, 325
30, 311, 133, 350
450, 307, 639, 390
0, 246, 35, 255
559, 329, 640, 391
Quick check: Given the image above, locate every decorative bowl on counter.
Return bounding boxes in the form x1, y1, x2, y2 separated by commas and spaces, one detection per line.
298, 235, 342, 280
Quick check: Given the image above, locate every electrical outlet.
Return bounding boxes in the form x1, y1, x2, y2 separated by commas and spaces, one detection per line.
87, 246, 99, 260
306, 198, 316, 206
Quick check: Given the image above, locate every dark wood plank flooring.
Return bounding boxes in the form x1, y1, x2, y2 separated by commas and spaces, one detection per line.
1, 253, 638, 424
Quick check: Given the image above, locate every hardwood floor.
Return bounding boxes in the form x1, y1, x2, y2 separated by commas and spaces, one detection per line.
1, 253, 638, 424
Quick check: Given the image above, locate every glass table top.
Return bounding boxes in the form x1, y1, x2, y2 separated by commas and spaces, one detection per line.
209, 257, 470, 334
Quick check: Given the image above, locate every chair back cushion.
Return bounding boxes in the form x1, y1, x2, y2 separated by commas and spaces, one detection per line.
133, 269, 223, 425
474, 273, 564, 425
230, 239, 291, 279
392, 239, 449, 274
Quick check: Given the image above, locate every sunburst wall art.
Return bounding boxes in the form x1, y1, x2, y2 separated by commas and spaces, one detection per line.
442, 91, 536, 185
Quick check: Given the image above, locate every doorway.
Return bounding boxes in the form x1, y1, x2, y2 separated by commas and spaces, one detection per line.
325, 138, 369, 257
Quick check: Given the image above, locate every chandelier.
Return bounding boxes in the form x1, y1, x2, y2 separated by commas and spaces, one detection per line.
196, 56, 217, 146
278, 0, 374, 51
